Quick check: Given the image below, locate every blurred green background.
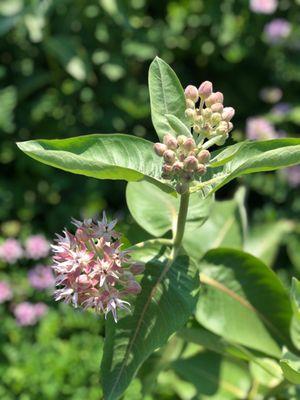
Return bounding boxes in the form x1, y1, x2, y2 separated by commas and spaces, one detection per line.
0, 0, 300, 399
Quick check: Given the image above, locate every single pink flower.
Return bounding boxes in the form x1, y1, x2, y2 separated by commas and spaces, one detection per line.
28, 265, 55, 290
52, 213, 144, 322
264, 19, 291, 44
0, 238, 23, 264
250, 0, 277, 14
0, 281, 13, 303
246, 117, 278, 140
25, 235, 50, 259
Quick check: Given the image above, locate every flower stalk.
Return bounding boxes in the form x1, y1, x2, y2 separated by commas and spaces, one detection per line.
172, 190, 190, 256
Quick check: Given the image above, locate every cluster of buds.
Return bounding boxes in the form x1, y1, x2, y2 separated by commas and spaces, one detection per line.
51, 213, 144, 322
184, 81, 234, 145
154, 134, 211, 194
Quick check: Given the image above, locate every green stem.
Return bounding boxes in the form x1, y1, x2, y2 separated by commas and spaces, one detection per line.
172, 190, 190, 256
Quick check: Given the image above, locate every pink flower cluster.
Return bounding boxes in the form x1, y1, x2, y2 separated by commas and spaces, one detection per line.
0, 239, 23, 264
28, 265, 55, 290
0, 281, 13, 303
250, 0, 277, 14
14, 302, 48, 326
51, 213, 144, 322
25, 235, 50, 259
246, 117, 278, 140
264, 19, 291, 44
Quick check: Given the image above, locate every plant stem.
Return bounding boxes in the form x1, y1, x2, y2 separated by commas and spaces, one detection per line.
172, 190, 190, 256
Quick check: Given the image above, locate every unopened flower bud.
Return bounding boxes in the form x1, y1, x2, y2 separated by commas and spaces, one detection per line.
125, 280, 142, 294
198, 81, 213, 99
194, 114, 204, 124
205, 91, 224, 107
130, 262, 145, 275
222, 107, 235, 122
211, 112, 222, 125
211, 103, 224, 113
216, 121, 229, 135
172, 161, 183, 173
184, 156, 198, 171
228, 122, 233, 132
153, 142, 167, 157
197, 150, 211, 164
162, 164, 172, 178
183, 138, 196, 152
163, 150, 176, 165
177, 135, 187, 146
197, 164, 207, 175
202, 108, 212, 119
193, 124, 201, 134
216, 134, 228, 146
163, 134, 178, 150
176, 182, 189, 194
185, 85, 199, 102
186, 99, 195, 109
185, 108, 195, 119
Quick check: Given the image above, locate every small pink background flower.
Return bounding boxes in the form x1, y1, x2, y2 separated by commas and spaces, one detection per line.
250, 0, 277, 14
28, 265, 55, 290
14, 302, 48, 326
0, 239, 23, 264
25, 235, 50, 260
0, 281, 13, 303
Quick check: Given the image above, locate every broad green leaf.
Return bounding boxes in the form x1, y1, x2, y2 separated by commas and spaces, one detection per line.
280, 350, 300, 384
165, 114, 192, 138
196, 248, 294, 357
148, 56, 188, 141
192, 139, 300, 195
288, 236, 300, 273
172, 351, 251, 399
249, 358, 282, 387
126, 180, 213, 237
290, 278, 300, 350
244, 220, 293, 266
100, 243, 199, 400
17, 134, 174, 194
183, 190, 245, 260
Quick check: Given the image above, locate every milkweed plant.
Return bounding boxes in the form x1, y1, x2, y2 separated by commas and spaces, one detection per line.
18, 58, 300, 400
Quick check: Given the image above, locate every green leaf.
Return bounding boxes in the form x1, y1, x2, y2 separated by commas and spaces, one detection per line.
192, 139, 300, 195
183, 190, 245, 261
249, 358, 283, 387
290, 278, 300, 350
196, 248, 294, 357
165, 114, 192, 138
17, 134, 174, 194
172, 351, 251, 399
148, 57, 188, 141
100, 243, 199, 400
126, 180, 213, 237
244, 220, 293, 266
280, 350, 300, 384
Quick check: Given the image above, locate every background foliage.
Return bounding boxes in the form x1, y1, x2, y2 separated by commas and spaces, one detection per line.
1, 0, 300, 398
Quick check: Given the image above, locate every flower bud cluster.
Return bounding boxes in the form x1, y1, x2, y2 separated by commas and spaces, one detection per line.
184, 81, 234, 146
51, 213, 144, 322
154, 134, 211, 194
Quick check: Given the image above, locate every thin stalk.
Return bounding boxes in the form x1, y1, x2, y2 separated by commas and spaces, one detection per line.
202, 134, 223, 149
173, 190, 190, 256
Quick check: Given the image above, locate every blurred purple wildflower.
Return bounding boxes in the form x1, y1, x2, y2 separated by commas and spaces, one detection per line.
264, 19, 291, 44
14, 302, 48, 326
0, 239, 23, 264
250, 0, 277, 14
271, 102, 292, 116
0, 281, 13, 303
28, 265, 55, 290
246, 117, 278, 140
283, 166, 300, 187
25, 235, 50, 260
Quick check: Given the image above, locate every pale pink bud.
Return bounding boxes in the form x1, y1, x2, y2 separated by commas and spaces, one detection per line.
205, 91, 224, 106
186, 99, 195, 109
130, 263, 145, 275
222, 107, 235, 121
163, 134, 178, 150
185, 85, 199, 102
125, 280, 141, 294
197, 150, 211, 164
184, 156, 198, 171
162, 164, 172, 178
228, 122, 233, 132
172, 161, 183, 173
211, 112, 222, 125
163, 150, 176, 165
211, 103, 224, 113
193, 125, 201, 134
202, 108, 212, 119
154, 142, 167, 157
183, 138, 196, 152
198, 81, 213, 99
197, 164, 207, 175
177, 135, 186, 145
176, 182, 189, 194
